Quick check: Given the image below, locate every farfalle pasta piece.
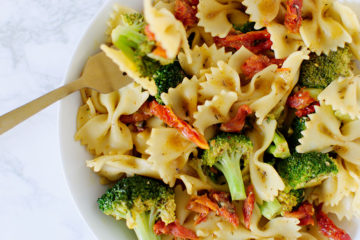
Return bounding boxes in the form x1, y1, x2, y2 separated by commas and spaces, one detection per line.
318, 76, 360, 120
242, 0, 281, 29
154, 0, 175, 12
174, 185, 192, 225
193, 91, 238, 134
197, 0, 247, 37
297, 105, 360, 165
131, 129, 151, 156
101, 45, 157, 95
75, 82, 149, 155
178, 44, 231, 77
199, 61, 241, 100
267, 22, 304, 59
311, 160, 360, 220
177, 174, 213, 195
105, 4, 137, 43
299, 0, 352, 55
144, 0, 192, 62
161, 76, 198, 122
186, 26, 215, 48
325, 1, 360, 59
184, 212, 225, 239
248, 119, 285, 202
80, 88, 107, 113
146, 128, 196, 186
77, 98, 96, 130
86, 154, 160, 181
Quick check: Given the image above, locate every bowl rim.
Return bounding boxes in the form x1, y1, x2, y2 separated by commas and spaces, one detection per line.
58, 0, 110, 239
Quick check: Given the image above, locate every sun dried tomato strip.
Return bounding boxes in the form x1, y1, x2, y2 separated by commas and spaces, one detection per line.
285, 0, 303, 33
284, 201, 315, 226
149, 100, 209, 149
315, 204, 352, 240
287, 89, 316, 110
120, 102, 152, 124
175, 0, 199, 27
152, 45, 168, 58
187, 191, 239, 227
145, 25, 169, 58
220, 105, 252, 133
188, 195, 219, 212
241, 55, 285, 79
154, 220, 199, 240
243, 185, 255, 229
210, 191, 240, 227
295, 101, 319, 117
145, 25, 156, 41
214, 30, 272, 54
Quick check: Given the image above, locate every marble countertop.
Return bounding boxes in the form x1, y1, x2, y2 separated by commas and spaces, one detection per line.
0, 0, 105, 239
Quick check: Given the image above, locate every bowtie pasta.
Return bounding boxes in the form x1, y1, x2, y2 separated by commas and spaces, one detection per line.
75, 0, 360, 239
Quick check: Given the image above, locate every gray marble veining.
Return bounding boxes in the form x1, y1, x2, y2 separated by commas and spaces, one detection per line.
0, 0, 105, 239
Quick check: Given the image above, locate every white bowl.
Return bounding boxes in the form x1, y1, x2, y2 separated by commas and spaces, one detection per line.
59, 0, 360, 239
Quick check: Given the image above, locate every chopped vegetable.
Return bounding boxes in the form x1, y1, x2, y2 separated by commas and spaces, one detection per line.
243, 185, 255, 229
214, 30, 272, 54
149, 100, 209, 149
201, 133, 253, 200
174, 0, 199, 27
241, 55, 284, 79
284, 201, 314, 226
315, 204, 352, 240
154, 220, 198, 240
220, 105, 252, 133
284, 0, 303, 33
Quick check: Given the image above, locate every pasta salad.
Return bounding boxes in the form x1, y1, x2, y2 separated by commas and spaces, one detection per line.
75, 0, 360, 239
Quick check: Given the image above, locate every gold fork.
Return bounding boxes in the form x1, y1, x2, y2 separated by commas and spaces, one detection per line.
0, 51, 132, 134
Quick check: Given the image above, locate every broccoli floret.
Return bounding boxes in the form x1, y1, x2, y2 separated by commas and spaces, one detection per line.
299, 46, 352, 88
233, 22, 257, 33
259, 189, 305, 219
288, 117, 307, 150
201, 133, 253, 200
267, 130, 291, 159
111, 13, 159, 78
153, 61, 186, 104
98, 175, 176, 240
275, 152, 338, 189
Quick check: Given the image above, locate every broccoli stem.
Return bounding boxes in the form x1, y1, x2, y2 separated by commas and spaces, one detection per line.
267, 131, 291, 159
215, 151, 246, 200
133, 211, 160, 240
259, 199, 282, 220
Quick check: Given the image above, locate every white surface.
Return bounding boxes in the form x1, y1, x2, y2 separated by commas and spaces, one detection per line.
0, 0, 103, 239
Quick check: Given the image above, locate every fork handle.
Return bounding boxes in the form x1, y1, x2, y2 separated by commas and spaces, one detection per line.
0, 77, 85, 135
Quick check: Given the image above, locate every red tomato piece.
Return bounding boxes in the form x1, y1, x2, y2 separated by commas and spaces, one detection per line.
285, 0, 303, 33
243, 185, 255, 229
295, 101, 319, 117
145, 25, 156, 41
284, 201, 315, 226
149, 100, 209, 149
210, 191, 240, 227
120, 102, 152, 124
214, 30, 273, 54
287, 90, 316, 110
220, 105, 252, 133
154, 220, 199, 240
175, 0, 198, 27
315, 204, 352, 240
241, 55, 284, 79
